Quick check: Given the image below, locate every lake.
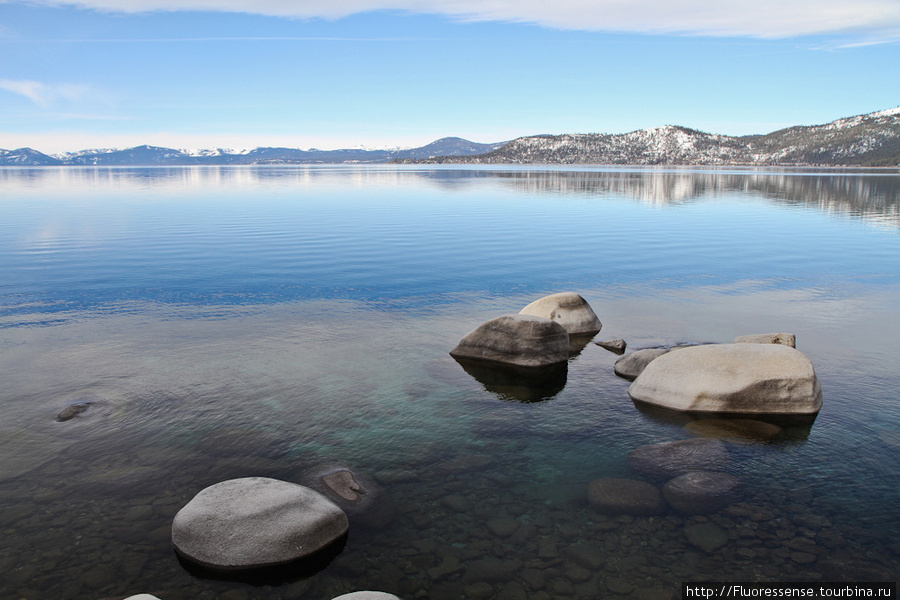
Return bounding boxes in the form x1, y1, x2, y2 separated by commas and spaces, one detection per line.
1, 165, 898, 600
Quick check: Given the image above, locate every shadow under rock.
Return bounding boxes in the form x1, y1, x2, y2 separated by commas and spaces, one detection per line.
452, 356, 568, 403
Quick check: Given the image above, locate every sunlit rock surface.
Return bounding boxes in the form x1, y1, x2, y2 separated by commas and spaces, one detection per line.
628, 343, 822, 415
519, 292, 602, 336
172, 477, 348, 570
450, 314, 569, 368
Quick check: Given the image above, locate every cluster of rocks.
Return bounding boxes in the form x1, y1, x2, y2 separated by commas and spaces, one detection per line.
113, 294, 826, 599
449, 293, 823, 525
610, 333, 821, 417
450, 291, 821, 418
449, 292, 602, 368
588, 439, 742, 518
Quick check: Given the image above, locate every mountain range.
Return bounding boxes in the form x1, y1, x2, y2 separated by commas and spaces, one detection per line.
2, 108, 899, 167
412, 107, 900, 167
0, 137, 507, 167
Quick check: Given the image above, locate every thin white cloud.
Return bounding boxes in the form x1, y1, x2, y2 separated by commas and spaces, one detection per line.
6, 0, 900, 39
0, 79, 94, 107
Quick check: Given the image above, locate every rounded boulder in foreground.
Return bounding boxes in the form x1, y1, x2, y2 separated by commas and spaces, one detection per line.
628, 343, 822, 415
450, 314, 569, 368
587, 478, 667, 516
519, 292, 602, 336
662, 471, 742, 515
172, 477, 349, 570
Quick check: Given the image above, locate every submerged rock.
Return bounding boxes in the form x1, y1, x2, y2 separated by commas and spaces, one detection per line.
683, 521, 729, 552
628, 343, 822, 415
302, 465, 396, 529
586, 478, 667, 515
519, 292, 602, 336
662, 471, 742, 515
733, 332, 796, 347
628, 438, 730, 479
614, 348, 668, 380
56, 399, 93, 422
450, 314, 569, 368
685, 418, 783, 442
172, 477, 348, 570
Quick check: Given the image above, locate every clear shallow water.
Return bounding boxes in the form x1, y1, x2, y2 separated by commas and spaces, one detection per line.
1, 166, 899, 600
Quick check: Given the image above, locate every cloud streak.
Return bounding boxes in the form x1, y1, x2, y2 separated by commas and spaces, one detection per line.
0, 79, 94, 107
6, 0, 900, 39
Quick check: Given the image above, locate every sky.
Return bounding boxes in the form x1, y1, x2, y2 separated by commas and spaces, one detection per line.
0, 0, 899, 153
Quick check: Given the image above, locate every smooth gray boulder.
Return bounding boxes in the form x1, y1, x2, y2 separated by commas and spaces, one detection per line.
614, 347, 668, 380
662, 471, 742, 514
450, 314, 569, 368
172, 477, 348, 570
734, 333, 796, 347
628, 438, 730, 479
587, 478, 667, 515
302, 465, 396, 529
519, 292, 602, 336
628, 343, 822, 415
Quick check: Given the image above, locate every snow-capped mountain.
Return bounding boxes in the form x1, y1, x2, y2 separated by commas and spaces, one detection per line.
0, 138, 509, 167
421, 108, 900, 167
2, 109, 899, 167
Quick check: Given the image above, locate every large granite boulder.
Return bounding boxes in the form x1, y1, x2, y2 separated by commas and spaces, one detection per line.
662, 471, 742, 514
628, 438, 730, 479
302, 465, 396, 529
172, 477, 348, 570
450, 314, 569, 368
628, 343, 822, 415
587, 478, 667, 515
614, 348, 668, 380
519, 292, 602, 336
733, 333, 796, 347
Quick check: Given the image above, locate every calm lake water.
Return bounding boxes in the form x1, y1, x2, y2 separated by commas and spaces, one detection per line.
1, 166, 898, 600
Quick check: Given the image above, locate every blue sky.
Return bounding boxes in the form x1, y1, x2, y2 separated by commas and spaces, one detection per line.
1, 0, 898, 153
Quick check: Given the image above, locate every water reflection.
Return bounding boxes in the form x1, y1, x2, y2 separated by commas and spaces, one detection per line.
631, 400, 817, 441
451, 356, 568, 403
2, 166, 898, 229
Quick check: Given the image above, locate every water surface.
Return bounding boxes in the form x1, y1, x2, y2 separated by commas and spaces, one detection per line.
1, 166, 899, 600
